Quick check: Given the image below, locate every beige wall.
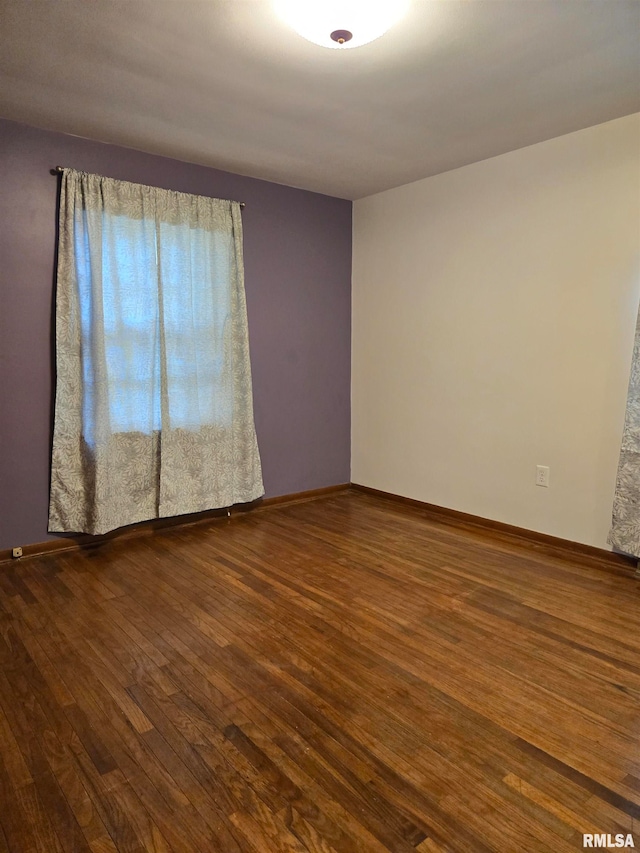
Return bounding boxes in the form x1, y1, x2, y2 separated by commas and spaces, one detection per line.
352, 113, 640, 549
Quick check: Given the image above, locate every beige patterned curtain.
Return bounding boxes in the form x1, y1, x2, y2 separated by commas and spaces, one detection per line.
608, 306, 640, 557
49, 169, 264, 536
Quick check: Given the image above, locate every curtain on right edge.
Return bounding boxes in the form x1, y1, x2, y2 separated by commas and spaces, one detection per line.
608, 305, 640, 558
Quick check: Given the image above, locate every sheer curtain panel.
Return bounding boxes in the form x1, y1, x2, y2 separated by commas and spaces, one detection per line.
609, 303, 640, 558
49, 169, 264, 535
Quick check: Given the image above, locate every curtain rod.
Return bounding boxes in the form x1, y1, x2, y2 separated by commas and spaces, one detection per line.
53, 166, 246, 208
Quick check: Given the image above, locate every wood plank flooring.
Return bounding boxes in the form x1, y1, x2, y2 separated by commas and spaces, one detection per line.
0, 490, 638, 852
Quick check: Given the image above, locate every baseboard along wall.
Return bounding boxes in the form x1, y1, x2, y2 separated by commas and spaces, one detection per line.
1, 481, 634, 574
0, 484, 350, 564
350, 483, 635, 573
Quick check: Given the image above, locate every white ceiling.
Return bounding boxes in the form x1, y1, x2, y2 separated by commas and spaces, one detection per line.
1, 0, 638, 199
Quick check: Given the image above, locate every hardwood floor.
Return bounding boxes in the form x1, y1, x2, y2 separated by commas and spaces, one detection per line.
0, 490, 638, 852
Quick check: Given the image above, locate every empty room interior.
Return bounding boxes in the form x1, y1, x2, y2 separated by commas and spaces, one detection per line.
1, 1, 640, 851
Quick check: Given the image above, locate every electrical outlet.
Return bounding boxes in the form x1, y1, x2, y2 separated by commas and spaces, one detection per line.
536, 465, 550, 488
12, 547, 23, 559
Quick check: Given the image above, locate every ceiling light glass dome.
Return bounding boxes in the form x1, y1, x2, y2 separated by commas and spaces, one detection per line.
274, 0, 409, 49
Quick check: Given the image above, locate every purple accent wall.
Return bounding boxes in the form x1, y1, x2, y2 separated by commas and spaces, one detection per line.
0, 119, 352, 550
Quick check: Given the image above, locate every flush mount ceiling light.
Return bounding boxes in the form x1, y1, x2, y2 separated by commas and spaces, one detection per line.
274, 0, 409, 49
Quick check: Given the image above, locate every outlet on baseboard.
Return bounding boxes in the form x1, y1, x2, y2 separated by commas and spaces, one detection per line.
536, 465, 550, 488
12, 547, 23, 559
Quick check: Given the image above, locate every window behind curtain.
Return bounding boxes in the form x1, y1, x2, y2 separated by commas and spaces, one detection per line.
77, 211, 234, 444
